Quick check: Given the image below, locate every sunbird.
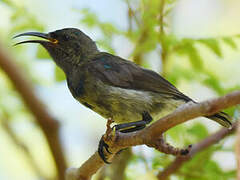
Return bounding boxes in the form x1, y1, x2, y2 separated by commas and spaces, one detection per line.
14, 28, 232, 163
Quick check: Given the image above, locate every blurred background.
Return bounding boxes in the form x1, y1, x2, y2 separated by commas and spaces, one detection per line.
0, 0, 240, 179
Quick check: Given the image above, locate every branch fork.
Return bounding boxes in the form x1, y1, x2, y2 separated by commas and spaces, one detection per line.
100, 119, 191, 164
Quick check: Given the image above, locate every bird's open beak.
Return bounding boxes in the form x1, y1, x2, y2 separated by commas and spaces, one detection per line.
13, 32, 58, 46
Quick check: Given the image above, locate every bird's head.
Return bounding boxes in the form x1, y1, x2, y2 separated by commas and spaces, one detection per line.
14, 28, 99, 73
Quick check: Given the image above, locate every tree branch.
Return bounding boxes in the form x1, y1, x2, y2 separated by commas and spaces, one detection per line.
1, 117, 48, 179
66, 90, 240, 180
158, 121, 237, 180
95, 148, 132, 180
0, 44, 67, 180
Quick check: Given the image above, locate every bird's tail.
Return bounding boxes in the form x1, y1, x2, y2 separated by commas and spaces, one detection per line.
207, 111, 232, 129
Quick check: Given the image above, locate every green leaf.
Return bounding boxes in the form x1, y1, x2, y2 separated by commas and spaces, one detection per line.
160, 34, 179, 52
80, 8, 120, 38
203, 76, 224, 95
188, 46, 204, 71
222, 37, 237, 49
152, 153, 173, 169
180, 148, 220, 180
235, 34, 240, 38
167, 124, 188, 145
187, 123, 208, 140
197, 39, 222, 57
222, 170, 236, 178
54, 66, 65, 82
167, 67, 197, 85
10, 8, 45, 33
97, 39, 115, 54
2, 0, 15, 8
80, 8, 98, 27
99, 23, 119, 37
175, 39, 204, 71
36, 46, 50, 59
166, 0, 177, 4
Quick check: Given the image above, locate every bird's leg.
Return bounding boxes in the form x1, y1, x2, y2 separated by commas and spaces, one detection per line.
100, 112, 152, 162
98, 112, 153, 163
98, 118, 114, 164
114, 111, 153, 133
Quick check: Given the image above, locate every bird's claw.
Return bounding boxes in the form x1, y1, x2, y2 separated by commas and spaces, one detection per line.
98, 137, 112, 164
98, 118, 116, 164
98, 118, 133, 163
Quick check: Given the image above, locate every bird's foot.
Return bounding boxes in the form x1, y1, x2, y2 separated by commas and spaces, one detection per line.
113, 111, 153, 133
98, 118, 116, 164
98, 113, 153, 163
98, 137, 112, 164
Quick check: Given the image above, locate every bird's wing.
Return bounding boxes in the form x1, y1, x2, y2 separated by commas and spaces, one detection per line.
87, 53, 192, 102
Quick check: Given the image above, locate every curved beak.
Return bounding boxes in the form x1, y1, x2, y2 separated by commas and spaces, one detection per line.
13, 32, 58, 46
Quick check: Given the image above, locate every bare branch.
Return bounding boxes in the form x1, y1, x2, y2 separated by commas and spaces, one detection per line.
158, 122, 237, 180
159, 0, 165, 34
0, 43, 67, 180
1, 117, 48, 179
125, 0, 141, 28
66, 91, 240, 180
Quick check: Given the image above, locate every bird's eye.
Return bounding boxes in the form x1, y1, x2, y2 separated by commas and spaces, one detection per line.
50, 32, 58, 39
62, 35, 70, 41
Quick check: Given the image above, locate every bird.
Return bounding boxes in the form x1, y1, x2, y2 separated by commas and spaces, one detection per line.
14, 28, 232, 163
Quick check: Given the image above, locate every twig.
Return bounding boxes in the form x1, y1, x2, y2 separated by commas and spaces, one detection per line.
125, 0, 141, 28
0, 43, 67, 180
132, 29, 148, 65
65, 91, 240, 180
147, 135, 192, 156
158, 0, 169, 76
158, 122, 237, 180
159, 0, 165, 34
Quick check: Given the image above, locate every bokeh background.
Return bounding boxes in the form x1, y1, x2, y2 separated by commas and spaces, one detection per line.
0, 0, 240, 179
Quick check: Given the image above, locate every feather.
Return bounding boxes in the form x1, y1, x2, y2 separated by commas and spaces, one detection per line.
87, 52, 191, 102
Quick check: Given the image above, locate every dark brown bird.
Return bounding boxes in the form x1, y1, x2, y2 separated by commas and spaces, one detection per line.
14, 28, 232, 163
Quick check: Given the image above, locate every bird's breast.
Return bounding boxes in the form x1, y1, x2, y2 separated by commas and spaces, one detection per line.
68, 77, 185, 124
